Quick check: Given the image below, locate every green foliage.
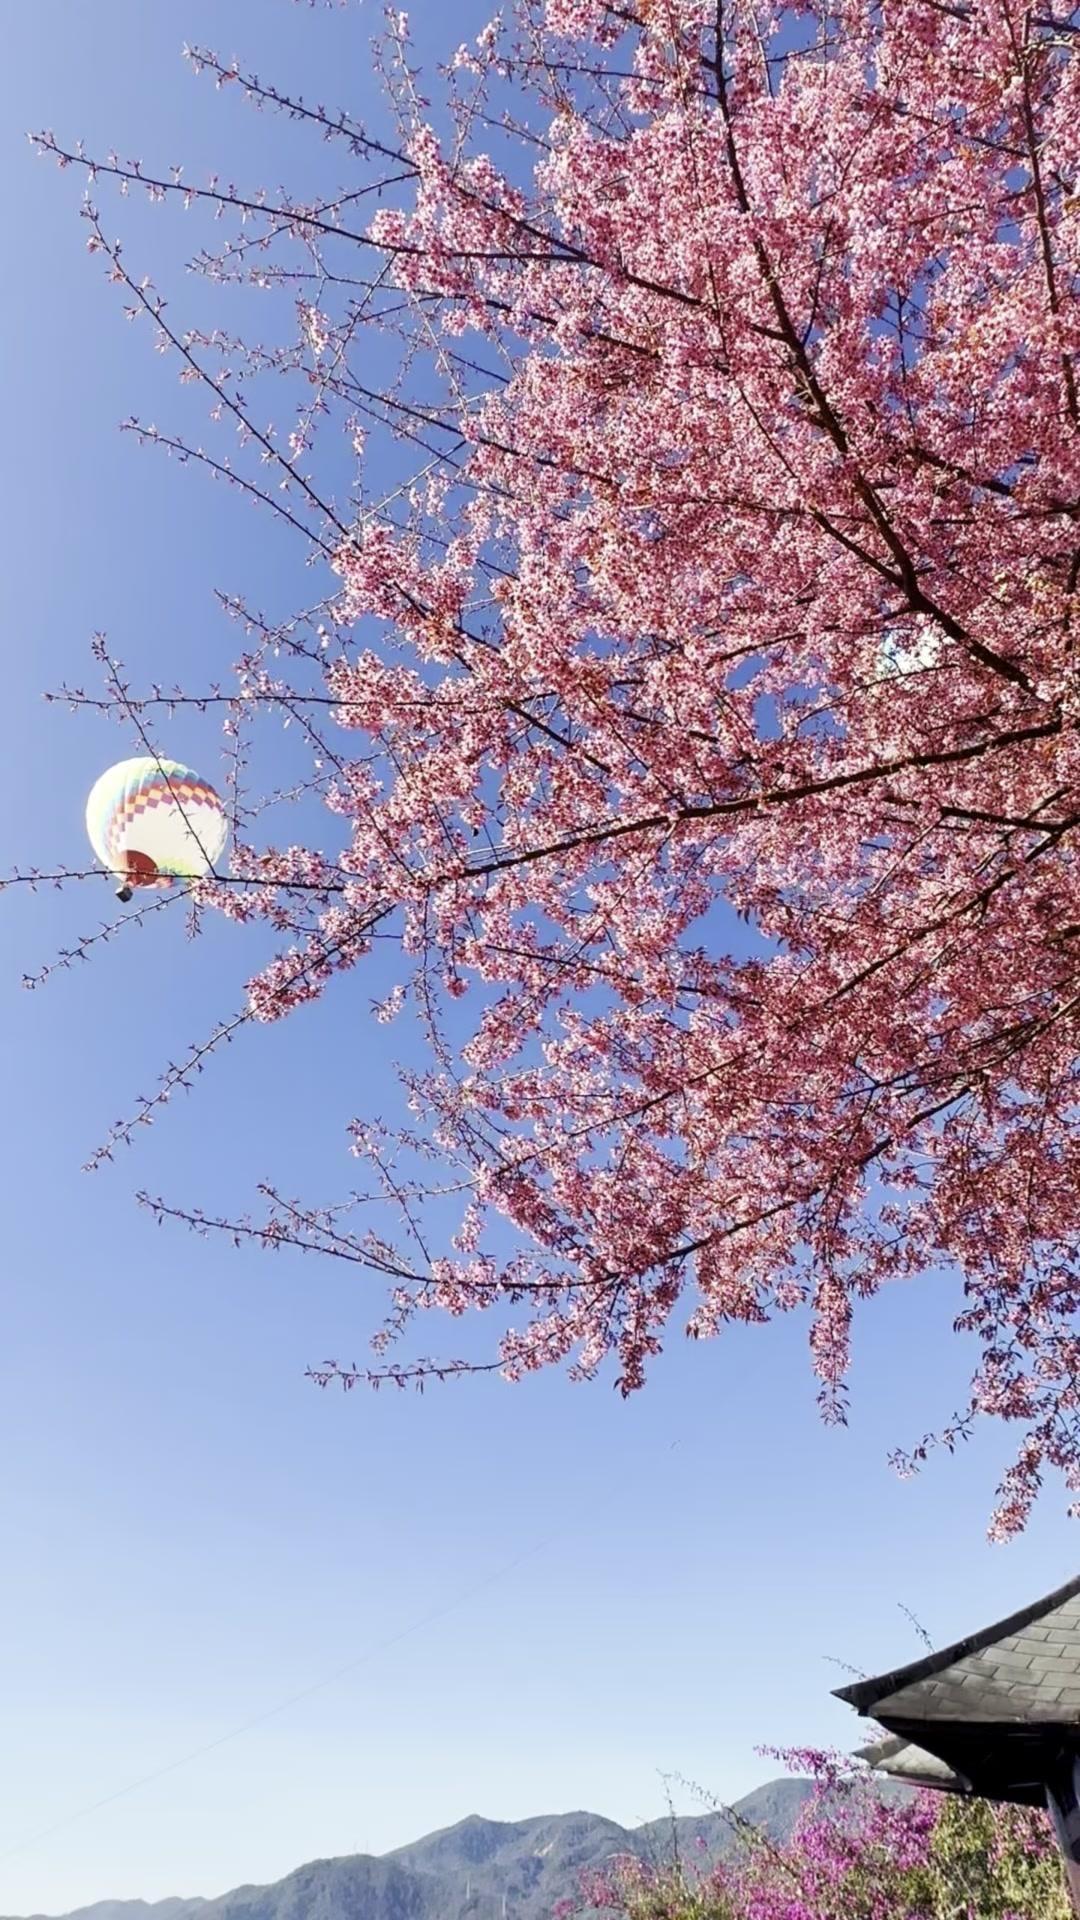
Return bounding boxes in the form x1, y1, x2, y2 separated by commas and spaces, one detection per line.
915, 1796, 1073, 1920
571, 1772, 1073, 1920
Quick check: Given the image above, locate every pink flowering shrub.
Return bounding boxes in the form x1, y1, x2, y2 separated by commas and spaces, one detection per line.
565, 1755, 1070, 1920
28, 0, 1080, 1526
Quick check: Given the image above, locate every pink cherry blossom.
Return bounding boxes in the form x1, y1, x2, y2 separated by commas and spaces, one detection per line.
24, 0, 1080, 1531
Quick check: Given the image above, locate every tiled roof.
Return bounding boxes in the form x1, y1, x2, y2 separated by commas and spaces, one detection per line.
855, 1733, 967, 1791
836, 1575, 1080, 1726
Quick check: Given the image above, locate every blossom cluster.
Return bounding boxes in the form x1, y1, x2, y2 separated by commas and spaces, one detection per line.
564, 1753, 1071, 1920
39, 0, 1080, 1527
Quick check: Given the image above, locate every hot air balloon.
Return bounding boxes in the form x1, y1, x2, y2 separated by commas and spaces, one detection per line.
86, 757, 228, 902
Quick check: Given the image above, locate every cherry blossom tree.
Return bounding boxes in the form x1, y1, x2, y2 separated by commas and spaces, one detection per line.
20, 0, 1080, 1533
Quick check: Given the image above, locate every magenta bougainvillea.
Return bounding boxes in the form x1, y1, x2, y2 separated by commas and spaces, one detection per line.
25, 0, 1080, 1530
563, 1752, 1071, 1919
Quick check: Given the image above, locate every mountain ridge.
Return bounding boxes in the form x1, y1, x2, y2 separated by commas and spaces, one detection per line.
4, 1779, 818, 1920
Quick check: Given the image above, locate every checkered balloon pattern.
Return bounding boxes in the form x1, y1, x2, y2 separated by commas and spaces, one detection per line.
86, 757, 228, 889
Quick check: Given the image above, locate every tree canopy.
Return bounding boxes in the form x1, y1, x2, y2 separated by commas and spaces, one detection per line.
27, 0, 1080, 1533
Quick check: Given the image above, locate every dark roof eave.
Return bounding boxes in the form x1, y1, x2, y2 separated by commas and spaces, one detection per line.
852, 1714, 1070, 1805
833, 1573, 1080, 1716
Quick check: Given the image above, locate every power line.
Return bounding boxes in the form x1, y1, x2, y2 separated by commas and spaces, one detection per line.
0, 1529, 559, 1864
3, 1431, 692, 1867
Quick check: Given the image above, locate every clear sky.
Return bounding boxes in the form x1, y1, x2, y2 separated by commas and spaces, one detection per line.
1, 4, 1078, 1915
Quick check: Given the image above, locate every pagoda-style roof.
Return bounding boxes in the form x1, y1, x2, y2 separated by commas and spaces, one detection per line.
855, 1733, 968, 1793
835, 1575, 1080, 1806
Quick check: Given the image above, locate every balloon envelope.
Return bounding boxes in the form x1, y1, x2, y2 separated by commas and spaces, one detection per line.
86, 757, 228, 891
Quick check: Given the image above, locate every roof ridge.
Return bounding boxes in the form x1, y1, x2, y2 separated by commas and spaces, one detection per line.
834, 1573, 1080, 1715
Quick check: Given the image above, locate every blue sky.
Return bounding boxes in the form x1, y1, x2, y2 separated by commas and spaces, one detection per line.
1, 4, 1078, 1913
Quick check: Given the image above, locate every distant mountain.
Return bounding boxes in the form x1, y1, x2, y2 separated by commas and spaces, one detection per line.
13, 1905, 206, 1920
3, 1778, 841, 1920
